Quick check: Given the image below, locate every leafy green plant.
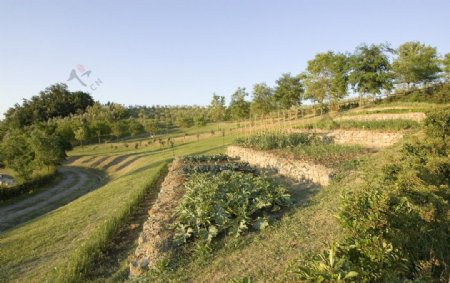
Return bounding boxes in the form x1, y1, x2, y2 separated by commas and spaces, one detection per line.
296, 246, 358, 282
235, 132, 319, 150
173, 172, 291, 245
182, 162, 257, 175
183, 154, 232, 163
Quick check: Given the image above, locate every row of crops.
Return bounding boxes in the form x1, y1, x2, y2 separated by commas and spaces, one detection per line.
168, 155, 291, 256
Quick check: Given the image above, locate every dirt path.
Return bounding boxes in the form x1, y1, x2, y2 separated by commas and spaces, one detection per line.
0, 166, 104, 232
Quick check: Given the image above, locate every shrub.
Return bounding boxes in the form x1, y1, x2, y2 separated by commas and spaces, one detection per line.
295, 134, 450, 281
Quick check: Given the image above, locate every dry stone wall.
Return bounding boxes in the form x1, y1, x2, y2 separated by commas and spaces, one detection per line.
325, 130, 403, 149
291, 129, 404, 149
130, 159, 185, 277
228, 146, 332, 186
335, 112, 425, 122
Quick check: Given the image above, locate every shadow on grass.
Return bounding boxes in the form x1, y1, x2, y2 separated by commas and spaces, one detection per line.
0, 167, 108, 233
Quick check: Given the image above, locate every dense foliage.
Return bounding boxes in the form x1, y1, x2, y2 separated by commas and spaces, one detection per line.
174, 171, 291, 246
0, 125, 66, 181
235, 132, 319, 150
3, 84, 94, 128
296, 113, 450, 282
182, 162, 257, 175
182, 154, 232, 163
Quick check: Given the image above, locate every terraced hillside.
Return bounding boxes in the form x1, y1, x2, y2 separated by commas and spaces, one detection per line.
1, 102, 447, 282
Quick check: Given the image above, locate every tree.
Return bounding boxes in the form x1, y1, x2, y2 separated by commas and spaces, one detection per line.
127, 119, 143, 138
208, 94, 226, 122
250, 83, 275, 116
0, 130, 35, 181
143, 119, 159, 135
229, 87, 250, 120
29, 126, 66, 170
111, 121, 128, 141
442, 53, 450, 82
349, 44, 393, 105
273, 73, 304, 109
3, 83, 93, 128
193, 114, 208, 127
91, 120, 111, 144
392, 41, 441, 88
304, 51, 349, 113
74, 126, 89, 148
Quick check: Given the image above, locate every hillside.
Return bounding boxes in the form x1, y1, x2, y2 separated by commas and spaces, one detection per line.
1, 99, 448, 282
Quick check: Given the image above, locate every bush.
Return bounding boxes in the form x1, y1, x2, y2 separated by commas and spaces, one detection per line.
173, 172, 291, 245
296, 133, 450, 281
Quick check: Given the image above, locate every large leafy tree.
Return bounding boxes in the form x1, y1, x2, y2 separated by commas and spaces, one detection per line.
229, 87, 250, 120
29, 126, 66, 171
392, 41, 441, 88
304, 51, 349, 113
349, 44, 393, 104
4, 83, 93, 128
273, 73, 304, 109
208, 94, 226, 122
250, 83, 275, 116
0, 130, 35, 181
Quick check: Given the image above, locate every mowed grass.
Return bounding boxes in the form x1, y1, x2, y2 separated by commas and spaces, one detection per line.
0, 133, 236, 282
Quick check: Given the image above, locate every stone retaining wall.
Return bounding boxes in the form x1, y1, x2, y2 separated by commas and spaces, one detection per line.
335, 112, 425, 122
227, 146, 332, 186
130, 159, 185, 277
291, 129, 403, 149
325, 130, 403, 148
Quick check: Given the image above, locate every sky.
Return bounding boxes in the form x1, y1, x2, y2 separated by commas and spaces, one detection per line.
1, 0, 449, 117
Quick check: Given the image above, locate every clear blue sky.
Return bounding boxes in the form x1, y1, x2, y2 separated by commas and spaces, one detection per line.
1, 0, 449, 117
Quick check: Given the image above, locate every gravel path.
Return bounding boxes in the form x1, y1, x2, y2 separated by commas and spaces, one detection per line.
0, 166, 103, 232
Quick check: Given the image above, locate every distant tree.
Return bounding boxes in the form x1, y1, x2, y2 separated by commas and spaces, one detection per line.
229, 87, 250, 120
193, 114, 208, 127
110, 121, 128, 141
392, 41, 441, 88
208, 94, 226, 122
91, 120, 111, 144
442, 53, 450, 82
304, 51, 349, 113
107, 103, 127, 120
74, 126, 89, 148
176, 115, 194, 128
127, 119, 143, 138
349, 43, 393, 105
273, 73, 304, 109
143, 119, 159, 135
250, 83, 275, 116
0, 130, 35, 181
